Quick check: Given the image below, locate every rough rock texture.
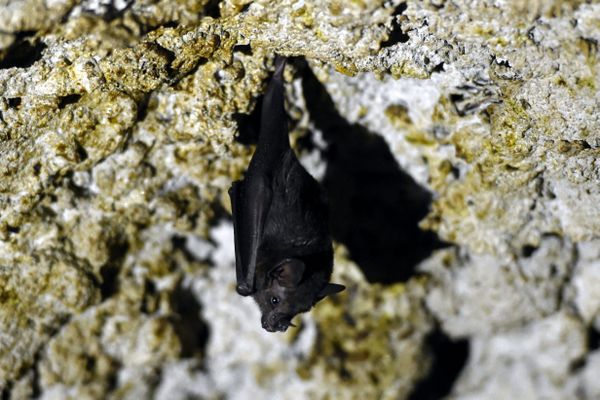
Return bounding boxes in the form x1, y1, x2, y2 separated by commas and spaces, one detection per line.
0, 0, 599, 399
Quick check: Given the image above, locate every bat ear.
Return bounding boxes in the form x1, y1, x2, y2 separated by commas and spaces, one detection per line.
316, 283, 345, 302
273, 259, 305, 288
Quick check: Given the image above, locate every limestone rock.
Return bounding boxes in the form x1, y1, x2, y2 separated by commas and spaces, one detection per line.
0, 0, 599, 399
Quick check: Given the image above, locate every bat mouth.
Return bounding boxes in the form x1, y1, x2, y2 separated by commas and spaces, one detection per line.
262, 314, 295, 332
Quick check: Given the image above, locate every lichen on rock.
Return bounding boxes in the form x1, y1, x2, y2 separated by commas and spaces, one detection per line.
1, 0, 599, 399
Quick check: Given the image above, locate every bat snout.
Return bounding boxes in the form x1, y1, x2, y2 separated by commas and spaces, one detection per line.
261, 319, 277, 332
261, 313, 292, 332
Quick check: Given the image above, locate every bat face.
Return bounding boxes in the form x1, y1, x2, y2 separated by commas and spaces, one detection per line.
255, 259, 305, 332
229, 56, 345, 332
253, 258, 345, 332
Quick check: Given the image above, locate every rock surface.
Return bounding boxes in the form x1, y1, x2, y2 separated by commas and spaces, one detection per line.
0, 0, 599, 399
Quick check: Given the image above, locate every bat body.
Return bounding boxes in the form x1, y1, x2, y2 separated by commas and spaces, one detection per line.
229, 57, 344, 332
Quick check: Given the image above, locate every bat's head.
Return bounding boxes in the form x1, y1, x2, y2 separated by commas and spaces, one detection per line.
253, 258, 345, 332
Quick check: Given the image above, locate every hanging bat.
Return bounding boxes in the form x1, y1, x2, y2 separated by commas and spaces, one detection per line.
228, 56, 345, 332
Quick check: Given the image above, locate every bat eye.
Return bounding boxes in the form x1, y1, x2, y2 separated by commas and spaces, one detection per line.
271, 296, 280, 305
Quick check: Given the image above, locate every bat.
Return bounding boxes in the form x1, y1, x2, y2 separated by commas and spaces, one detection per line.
228, 56, 345, 332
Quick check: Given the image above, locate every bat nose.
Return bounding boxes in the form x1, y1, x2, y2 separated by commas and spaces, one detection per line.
261, 319, 275, 332
262, 314, 287, 332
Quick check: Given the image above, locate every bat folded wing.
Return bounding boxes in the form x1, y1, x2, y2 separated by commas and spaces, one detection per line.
228, 175, 272, 296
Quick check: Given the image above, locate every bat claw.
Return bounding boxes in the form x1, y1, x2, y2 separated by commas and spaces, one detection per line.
236, 283, 253, 296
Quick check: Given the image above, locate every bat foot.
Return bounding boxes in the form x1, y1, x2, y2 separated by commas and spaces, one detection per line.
236, 283, 253, 296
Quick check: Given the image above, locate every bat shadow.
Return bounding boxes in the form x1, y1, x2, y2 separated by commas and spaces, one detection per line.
298, 62, 449, 284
